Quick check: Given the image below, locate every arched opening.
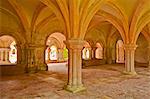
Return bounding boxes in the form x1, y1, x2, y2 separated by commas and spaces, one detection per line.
82, 48, 90, 60
45, 32, 68, 72
116, 40, 125, 63
0, 35, 17, 65
95, 43, 103, 59
82, 41, 91, 60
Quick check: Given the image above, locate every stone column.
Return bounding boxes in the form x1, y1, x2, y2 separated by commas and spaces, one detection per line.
64, 39, 86, 93
88, 48, 92, 59
5, 48, 10, 62
26, 46, 36, 73
106, 47, 112, 64
47, 47, 51, 62
57, 48, 64, 62
124, 44, 137, 75
92, 47, 97, 59
35, 45, 48, 71
0, 50, 3, 61
2, 49, 5, 61
103, 47, 107, 63
26, 44, 48, 73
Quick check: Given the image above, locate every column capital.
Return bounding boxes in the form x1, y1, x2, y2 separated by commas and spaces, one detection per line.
64, 39, 84, 49
124, 44, 137, 50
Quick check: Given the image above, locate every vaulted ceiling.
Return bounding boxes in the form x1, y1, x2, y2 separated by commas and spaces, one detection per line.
0, 0, 150, 45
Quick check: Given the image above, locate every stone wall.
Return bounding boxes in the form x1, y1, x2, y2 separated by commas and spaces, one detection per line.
135, 35, 148, 64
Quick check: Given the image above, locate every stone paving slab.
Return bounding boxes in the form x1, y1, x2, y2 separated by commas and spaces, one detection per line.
0, 64, 150, 99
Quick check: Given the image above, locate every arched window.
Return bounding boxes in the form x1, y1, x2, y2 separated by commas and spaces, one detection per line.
45, 32, 68, 63
116, 40, 125, 63
50, 45, 57, 60
95, 43, 103, 59
82, 48, 90, 59
0, 35, 17, 65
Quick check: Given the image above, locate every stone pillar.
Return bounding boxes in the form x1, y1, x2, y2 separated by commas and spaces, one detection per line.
5, 48, 10, 62
35, 45, 48, 71
88, 48, 92, 59
26, 47, 36, 73
26, 44, 48, 73
103, 47, 107, 63
106, 47, 112, 64
64, 39, 86, 93
0, 50, 3, 61
3, 50, 5, 61
57, 48, 64, 62
92, 47, 97, 59
47, 47, 51, 62
124, 44, 137, 75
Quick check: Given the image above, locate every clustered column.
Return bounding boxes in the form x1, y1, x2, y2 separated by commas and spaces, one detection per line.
91, 47, 97, 59
26, 44, 48, 73
0, 48, 10, 63
64, 39, 86, 93
0, 49, 4, 61
57, 48, 64, 62
106, 47, 112, 64
88, 48, 92, 59
124, 44, 137, 75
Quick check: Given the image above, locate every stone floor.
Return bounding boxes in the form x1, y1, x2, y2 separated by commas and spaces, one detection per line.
0, 64, 150, 99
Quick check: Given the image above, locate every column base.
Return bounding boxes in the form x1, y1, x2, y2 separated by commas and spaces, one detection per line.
26, 67, 37, 73
123, 71, 137, 75
64, 84, 86, 93
38, 65, 48, 71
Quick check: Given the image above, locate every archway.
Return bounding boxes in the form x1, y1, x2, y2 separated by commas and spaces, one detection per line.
0, 35, 17, 65
82, 41, 91, 60
45, 32, 68, 72
95, 43, 103, 59
116, 40, 125, 63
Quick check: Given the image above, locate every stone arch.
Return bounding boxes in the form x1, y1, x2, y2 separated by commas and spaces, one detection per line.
0, 27, 26, 65
95, 42, 103, 59
45, 32, 67, 63
82, 41, 91, 60
0, 35, 17, 64
0, 31, 26, 75
116, 40, 125, 63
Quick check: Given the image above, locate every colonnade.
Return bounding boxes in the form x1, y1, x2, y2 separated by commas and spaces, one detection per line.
82, 47, 104, 60
46, 47, 65, 62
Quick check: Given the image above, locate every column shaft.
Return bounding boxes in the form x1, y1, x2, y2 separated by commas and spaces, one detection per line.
124, 44, 137, 75
47, 47, 51, 62
92, 47, 97, 59
57, 48, 64, 62
0, 50, 3, 61
64, 39, 86, 93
